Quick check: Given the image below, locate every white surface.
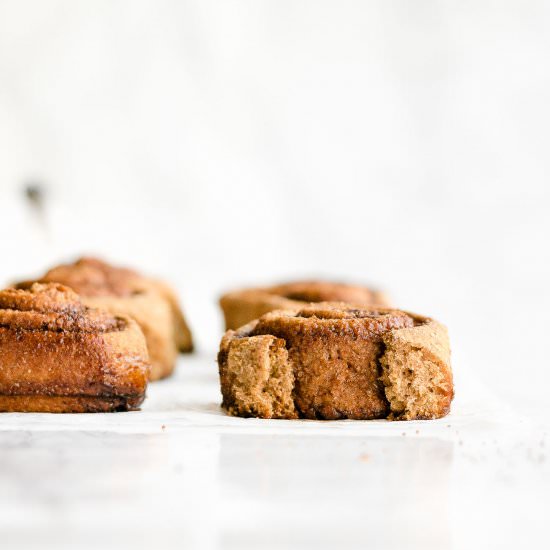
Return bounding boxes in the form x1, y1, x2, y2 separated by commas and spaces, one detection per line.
1, 354, 548, 550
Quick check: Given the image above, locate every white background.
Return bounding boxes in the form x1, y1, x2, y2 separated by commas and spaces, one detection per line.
3, 0, 549, 411
1, 1, 549, 405
1, 2, 549, 549
2, 1, 549, 411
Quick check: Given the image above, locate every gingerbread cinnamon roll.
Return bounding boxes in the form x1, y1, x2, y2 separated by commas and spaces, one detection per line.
17, 257, 193, 380
220, 281, 388, 330
0, 283, 149, 413
218, 303, 453, 420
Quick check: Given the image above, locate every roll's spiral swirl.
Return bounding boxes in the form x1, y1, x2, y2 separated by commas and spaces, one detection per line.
0, 283, 150, 413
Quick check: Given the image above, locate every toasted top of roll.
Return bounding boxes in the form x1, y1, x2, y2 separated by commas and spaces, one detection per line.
267, 281, 386, 305
0, 283, 123, 332
30, 257, 145, 297
223, 280, 387, 310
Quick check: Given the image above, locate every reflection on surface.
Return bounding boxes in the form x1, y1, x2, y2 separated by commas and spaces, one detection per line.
1, 425, 548, 550
0, 430, 453, 550
218, 434, 453, 550
0, 430, 221, 550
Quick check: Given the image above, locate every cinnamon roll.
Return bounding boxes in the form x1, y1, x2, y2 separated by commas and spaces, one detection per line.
0, 283, 149, 413
218, 303, 453, 420
17, 257, 193, 380
220, 281, 388, 330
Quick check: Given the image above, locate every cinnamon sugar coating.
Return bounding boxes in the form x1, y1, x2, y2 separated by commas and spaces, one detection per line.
17, 257, 193, 380
0, 283, 150, 413
0, 283, 120, 332
220, 281, 388, 330
218, 303, 453, 420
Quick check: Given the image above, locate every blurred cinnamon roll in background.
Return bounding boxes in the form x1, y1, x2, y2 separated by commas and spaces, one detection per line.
220, 280, 388, 330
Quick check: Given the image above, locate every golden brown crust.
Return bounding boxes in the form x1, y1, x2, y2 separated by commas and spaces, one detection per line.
218, 302, 453, 421
0, 283, 150, 413
0, 395, 144, 413
17, 257, 193, 380
0, 283, 119, 332
219, 281, 388, 330
82, 293, 176, 382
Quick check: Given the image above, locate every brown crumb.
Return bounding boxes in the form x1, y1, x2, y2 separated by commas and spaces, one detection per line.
161, 424, 166, 430
218, 302, 453, 420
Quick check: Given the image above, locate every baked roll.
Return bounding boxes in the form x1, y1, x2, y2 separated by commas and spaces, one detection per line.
0, 283, 149, 413
218, 303, 453, 420
17, 257, 193, 380
220, 281, 388, 330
